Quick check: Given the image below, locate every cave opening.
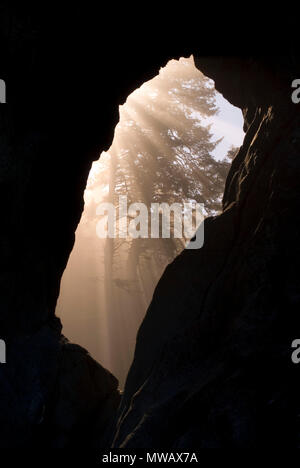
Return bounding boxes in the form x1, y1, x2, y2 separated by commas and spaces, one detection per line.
55, 56, 244, 389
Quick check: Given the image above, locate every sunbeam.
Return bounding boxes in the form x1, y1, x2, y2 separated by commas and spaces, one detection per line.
56, 56, 245, 388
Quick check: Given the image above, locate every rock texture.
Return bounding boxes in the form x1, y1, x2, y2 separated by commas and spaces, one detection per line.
41, 337, 120, 448
0, 6, 299, 448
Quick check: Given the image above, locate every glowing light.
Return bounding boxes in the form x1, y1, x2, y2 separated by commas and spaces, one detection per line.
56, 56, 245, 388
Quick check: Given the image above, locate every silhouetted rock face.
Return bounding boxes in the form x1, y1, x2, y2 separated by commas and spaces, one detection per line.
113, 59, 300, 447
0, 324, 120, 448
43, 337, 120, 448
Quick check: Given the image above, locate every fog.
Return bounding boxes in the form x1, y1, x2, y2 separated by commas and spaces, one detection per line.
56, 57, 244, 388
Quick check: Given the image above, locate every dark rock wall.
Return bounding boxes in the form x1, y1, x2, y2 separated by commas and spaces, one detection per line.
0, 6, 299, 447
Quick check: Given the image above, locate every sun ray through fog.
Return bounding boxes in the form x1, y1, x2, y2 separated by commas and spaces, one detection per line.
56, 56, 245, 388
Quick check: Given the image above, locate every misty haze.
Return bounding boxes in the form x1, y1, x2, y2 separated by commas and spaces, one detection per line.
56, 56, 244, 388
